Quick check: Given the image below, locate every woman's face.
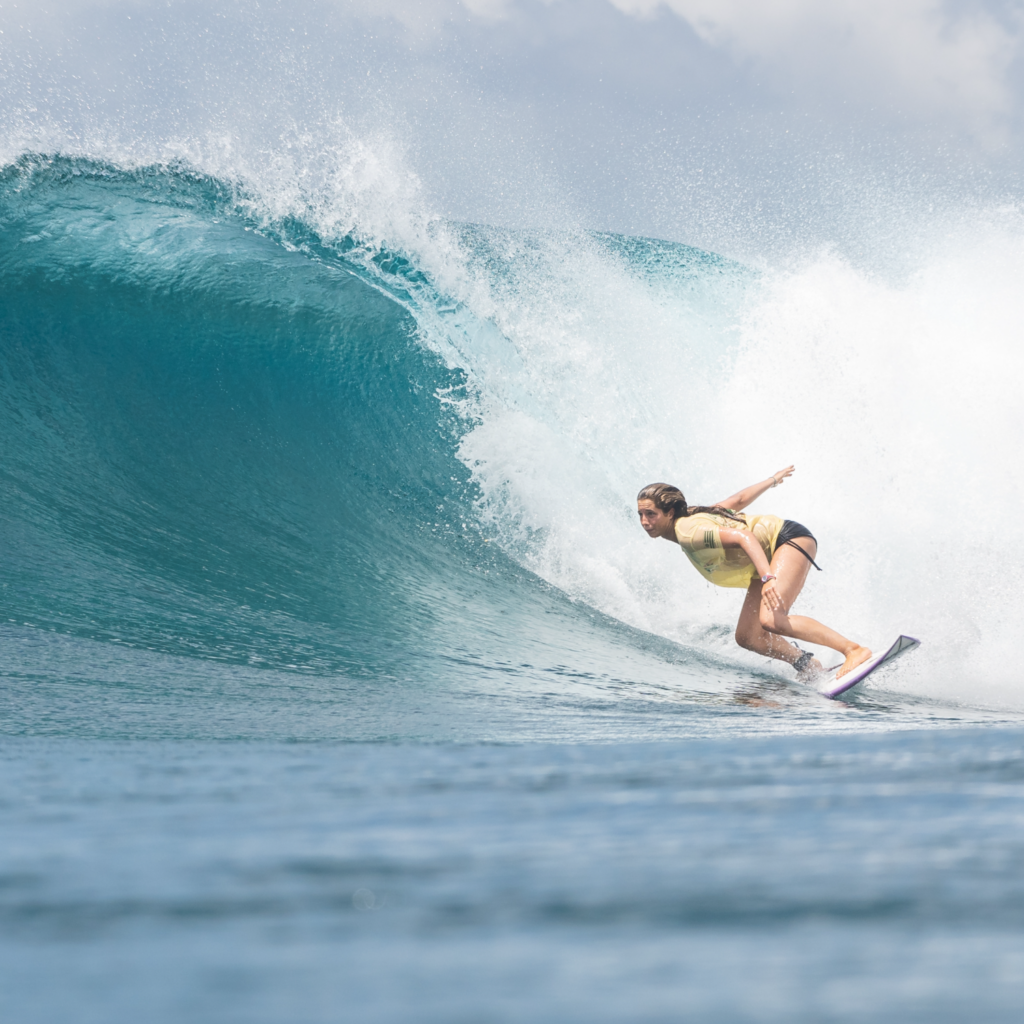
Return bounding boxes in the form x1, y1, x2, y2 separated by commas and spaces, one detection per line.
637, 499, 676, 540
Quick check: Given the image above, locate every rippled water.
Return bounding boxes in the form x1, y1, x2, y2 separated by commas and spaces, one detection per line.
4, 728, 1024, 1022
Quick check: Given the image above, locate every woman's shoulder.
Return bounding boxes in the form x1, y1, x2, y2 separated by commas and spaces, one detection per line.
674, 511, 725, 544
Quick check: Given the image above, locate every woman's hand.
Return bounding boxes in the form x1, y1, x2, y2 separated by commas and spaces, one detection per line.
761, 578, 784, 612
771, 465, 795, 487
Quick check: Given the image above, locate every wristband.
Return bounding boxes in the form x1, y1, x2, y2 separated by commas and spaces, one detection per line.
760, 574, 777, 584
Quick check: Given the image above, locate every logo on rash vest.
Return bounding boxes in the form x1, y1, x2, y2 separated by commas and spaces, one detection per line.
703, 530, 715, 549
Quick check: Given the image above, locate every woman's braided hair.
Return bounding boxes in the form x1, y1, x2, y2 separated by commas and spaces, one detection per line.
636, 482, 746, 524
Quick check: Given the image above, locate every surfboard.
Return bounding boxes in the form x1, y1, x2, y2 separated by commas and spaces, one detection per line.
820, 635, 920, 698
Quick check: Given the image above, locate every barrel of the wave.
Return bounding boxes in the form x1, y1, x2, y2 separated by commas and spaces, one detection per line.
1, 156, 723, 721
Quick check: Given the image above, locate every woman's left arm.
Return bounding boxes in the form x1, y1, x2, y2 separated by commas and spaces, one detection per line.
718, 527, 785, 610
715, 465, 795, 512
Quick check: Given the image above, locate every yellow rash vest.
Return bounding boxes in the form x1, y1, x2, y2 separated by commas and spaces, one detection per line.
673, 511, 784, 589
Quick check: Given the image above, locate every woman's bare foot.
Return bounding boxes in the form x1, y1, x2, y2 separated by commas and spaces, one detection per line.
836, 645, 872, 678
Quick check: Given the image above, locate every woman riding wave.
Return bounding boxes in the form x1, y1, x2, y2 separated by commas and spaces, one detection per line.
637, 466, 871, 679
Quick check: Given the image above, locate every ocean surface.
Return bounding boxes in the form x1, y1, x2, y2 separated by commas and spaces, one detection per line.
3, 154, 1024, 1021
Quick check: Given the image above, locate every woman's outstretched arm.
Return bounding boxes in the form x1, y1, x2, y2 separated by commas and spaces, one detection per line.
716, 465, 795, 512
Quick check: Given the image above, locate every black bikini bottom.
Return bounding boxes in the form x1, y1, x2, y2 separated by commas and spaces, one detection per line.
775, 520, 822, 571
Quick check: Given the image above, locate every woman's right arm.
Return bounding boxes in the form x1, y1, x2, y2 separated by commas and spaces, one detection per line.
716, 465, 794, 512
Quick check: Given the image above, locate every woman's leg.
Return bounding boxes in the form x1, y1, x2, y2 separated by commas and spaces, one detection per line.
735, 582, 814, 668
758, 539, 871, 677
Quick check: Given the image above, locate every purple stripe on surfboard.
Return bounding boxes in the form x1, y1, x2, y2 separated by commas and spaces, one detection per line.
822, 635, 921, 698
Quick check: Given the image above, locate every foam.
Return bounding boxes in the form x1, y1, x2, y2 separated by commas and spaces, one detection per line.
449, 210, 1024, 710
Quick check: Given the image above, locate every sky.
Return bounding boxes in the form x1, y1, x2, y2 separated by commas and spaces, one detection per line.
2, 0, 1023, 255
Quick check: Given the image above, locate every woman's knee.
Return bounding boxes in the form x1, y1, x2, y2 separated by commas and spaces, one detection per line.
759, 607, 783, 633
735, 627, 760, 651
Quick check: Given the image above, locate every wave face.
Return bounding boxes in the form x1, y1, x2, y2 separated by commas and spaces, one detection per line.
1, 154, 1021, 738
0, 157, 475, 662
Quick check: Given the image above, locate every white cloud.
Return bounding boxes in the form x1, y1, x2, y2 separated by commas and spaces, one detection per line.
609, 0, 1020, 135
461, 0, 516, 16
334, 0, 513, 40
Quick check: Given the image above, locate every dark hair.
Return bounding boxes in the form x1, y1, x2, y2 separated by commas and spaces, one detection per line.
636, 482, 746, 524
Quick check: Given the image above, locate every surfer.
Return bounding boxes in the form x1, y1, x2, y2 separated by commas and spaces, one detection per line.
637, 467, 871, 679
